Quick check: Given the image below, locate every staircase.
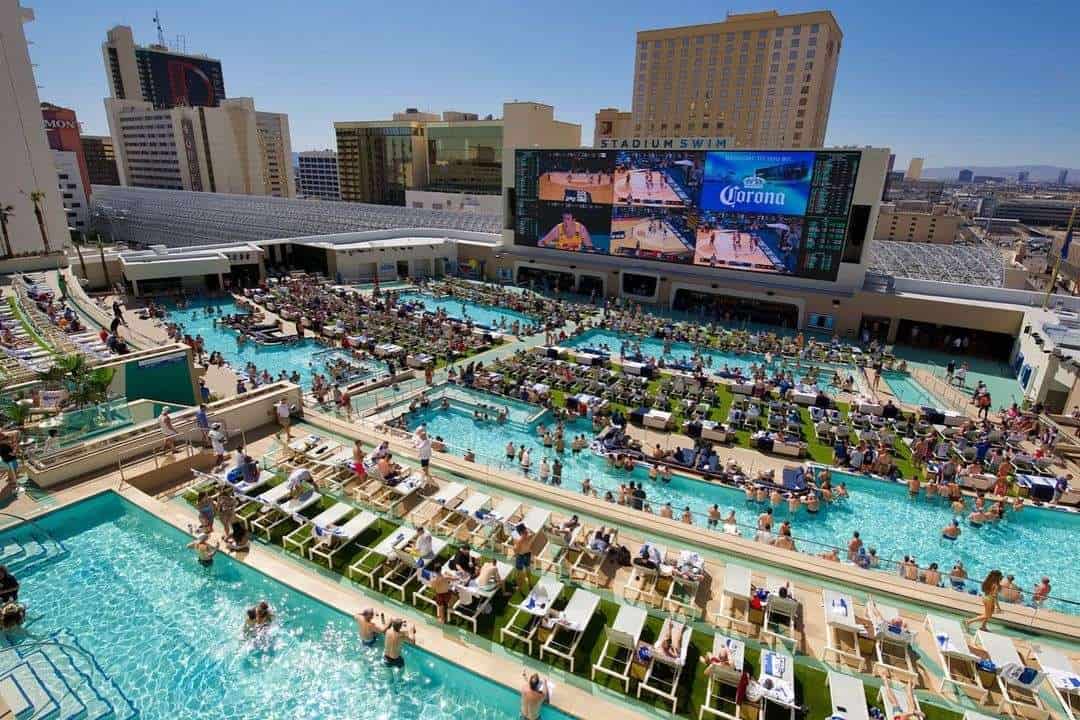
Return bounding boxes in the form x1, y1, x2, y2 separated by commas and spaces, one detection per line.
0, 527, 67, 576
0, 630, 138, 720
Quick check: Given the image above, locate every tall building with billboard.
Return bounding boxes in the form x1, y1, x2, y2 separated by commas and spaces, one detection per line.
82, 135, 120, 186
102, 25, 225, 109
0, 2, 69, 256
40, 103, 91, 231
626, 10, 842, 149
296, 150, 341, 200
336, 102, 578, 207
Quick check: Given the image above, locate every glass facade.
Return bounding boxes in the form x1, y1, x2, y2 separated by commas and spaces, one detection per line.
336, 124, 424, 206
426, 124, 502, 194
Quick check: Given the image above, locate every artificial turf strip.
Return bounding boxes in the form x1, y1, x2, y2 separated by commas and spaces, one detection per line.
183, 492, 962, 720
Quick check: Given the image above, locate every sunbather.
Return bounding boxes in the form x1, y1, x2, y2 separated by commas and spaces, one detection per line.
657, 620, 687, 659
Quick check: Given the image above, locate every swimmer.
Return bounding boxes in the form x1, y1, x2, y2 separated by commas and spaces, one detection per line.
186, 532, 218, 567
383, 618, 415, 667
942, 519, 961, 540
355, 608, 384, 646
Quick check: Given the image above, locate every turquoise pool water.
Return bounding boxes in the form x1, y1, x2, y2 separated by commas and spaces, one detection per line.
405, 387, 1080, 613
565, 328, 849, 395
397, 292, 536, 330
0, 492, 572, 720
169, 298, 383, 388
881, 371, 944, 408
891, 345, 1023, 409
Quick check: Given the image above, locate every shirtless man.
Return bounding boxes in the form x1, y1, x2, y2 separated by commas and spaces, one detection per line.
520, 672, 551, 720
511, 524, 535, 594
383, 618, 415, 668
355, 608, 384, 647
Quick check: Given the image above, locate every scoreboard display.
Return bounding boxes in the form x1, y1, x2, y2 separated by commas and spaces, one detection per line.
515, 148, 862, 282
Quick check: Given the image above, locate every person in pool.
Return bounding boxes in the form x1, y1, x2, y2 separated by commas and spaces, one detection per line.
355, 608, 384, 646
942, 519, 961, 540
520, 671, 551, 720
186, 532, 218, 567
383, 618, 415, 668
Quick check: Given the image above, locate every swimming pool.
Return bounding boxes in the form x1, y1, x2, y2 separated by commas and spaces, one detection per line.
397, 292, 536, 330
0, 492, 573, 720
881, 371, 945, 408
169, 298, 383, 388
564, 328, 853, 396
404, 387, 1080, 613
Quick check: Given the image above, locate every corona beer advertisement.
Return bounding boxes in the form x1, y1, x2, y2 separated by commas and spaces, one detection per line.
515, 148, 861, 281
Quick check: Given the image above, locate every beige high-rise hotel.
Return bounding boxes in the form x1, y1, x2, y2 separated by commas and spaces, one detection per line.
624, 10, 842, 148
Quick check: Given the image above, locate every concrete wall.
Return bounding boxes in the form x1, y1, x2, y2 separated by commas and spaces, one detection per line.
203, 98, 264, 196
0, 3, 70, 255
406, 190, 501, 214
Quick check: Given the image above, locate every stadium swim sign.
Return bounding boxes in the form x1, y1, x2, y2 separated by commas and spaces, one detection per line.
597, 136, 731, 150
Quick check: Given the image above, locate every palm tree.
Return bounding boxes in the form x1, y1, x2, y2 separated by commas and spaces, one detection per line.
71, 231, 88, 280
95, 234, 112, 289
71, 367, 115, 409
2, 402, 30, 429
0, 203, 13, 258
29, 190, 50, 253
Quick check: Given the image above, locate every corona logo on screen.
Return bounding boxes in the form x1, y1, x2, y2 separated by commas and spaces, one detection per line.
716, 175, 786, 209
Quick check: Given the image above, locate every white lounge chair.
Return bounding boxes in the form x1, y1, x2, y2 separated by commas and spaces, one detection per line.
309, 510, 378, 565
239, 482, 293, 530
282, 502, 351, 554
380, 534, 448, 600
866, 597, 917, 683
536, 523, 580, 575
624, 542, 667, 605
346, 526, 416, 586
761, 576, 800, 651
566, 525, 613, 584
591, 604, 647, 692
540, 587, 600, 672
447, 555, 514, 633
925, 614, 989, 702
976, 630, 1047, 718
501, 575, 564, 655
1034, 644, 1080, 720
468, 497, 521, 548
828, 671, 869, 720
714, 563, 754, 635
665, 551, 706, 619
434, 491, 490, 537
822, 590, 864, 670
252, 487, 322, 539
699, 633, 745, 720
501, 507, 550, 554
411, 481, 467, 527
759, 650, 797, 720
638, 617, 693, 714
878, 678, 920, 720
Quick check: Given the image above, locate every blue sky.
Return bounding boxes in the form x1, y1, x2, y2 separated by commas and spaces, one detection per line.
24, 0, 1080, 168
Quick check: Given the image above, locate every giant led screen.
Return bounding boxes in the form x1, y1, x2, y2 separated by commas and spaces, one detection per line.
515, 148, 862, 281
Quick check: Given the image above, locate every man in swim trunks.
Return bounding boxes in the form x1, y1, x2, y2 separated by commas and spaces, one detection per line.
538, 212, 594, 252
511, 523, 535, 594
383, 618, 415, 667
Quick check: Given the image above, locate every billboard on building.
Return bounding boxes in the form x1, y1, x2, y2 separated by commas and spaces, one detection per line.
137, 49, 225, 108
41, 104, 91, 199
515, 148, 862, 282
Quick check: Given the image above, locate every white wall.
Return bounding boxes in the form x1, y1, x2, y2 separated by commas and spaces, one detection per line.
0, 2, 69, 255
406, 190, 501, 214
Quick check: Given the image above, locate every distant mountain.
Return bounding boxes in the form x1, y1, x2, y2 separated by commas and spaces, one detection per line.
921, 165, 1078, 182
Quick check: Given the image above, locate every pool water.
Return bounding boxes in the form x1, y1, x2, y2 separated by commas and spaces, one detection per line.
1, 492, 572, 720
169, 298, 384, 388
891, 345, 1023, 409
397, 292, 536, 330
405, 387, 1080, 613
565, 328, 851, 395
881, 371, 944, 408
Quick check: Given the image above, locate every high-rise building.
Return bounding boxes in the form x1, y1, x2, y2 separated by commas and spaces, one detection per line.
1017, 170, 1030, 183
629, 10, 842, 148
82, 135, 120, 186
102, 25, 225, 109
958, 169, 973, 183
904, 157, 923, 181
1059, 169, 1070, 185
105, 96, 289, 196
0, 2, 69, 256
40, 103, 91, 230
336, 102, 578, 206
255, 111, 294, 198
296, 150, 340, 200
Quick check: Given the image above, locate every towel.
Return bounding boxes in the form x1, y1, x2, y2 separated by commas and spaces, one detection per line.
936, 633, 959, 654
764, 652, 787, 678
830, 597, 849, 618
1046, 668, 1080, 690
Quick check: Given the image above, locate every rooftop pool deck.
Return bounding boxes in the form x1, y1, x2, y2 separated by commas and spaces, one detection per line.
396, 291, 537, 330
0, 491, 573, 720
400, 385, 1080, 614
